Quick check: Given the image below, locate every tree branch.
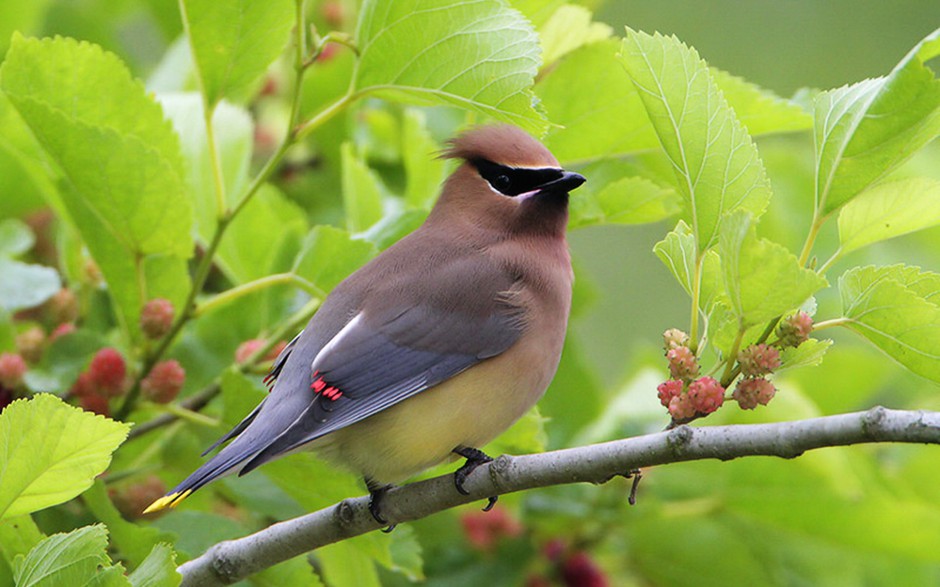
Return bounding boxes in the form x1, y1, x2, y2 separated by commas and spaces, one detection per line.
177, 407, 940, 586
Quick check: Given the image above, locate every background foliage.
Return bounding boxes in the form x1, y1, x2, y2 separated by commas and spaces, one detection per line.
0, 0, 939, 585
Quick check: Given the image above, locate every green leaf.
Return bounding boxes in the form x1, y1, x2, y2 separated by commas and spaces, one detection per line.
341, 143, 385, 233
708, 68, 811, 136
402, 110, 448, 209
219, 185, 308, 283
653, 220, 723, 309
619, 29, 773, 251
13, 525, 125, 587
837, 177, 940, 255
159, 93, 253, 247
0, 394, 129, 520
538, 4, 611, 67
777, 338, 833, 374
814, 28, 940, 214
353, 0, 545, 132
540, 39, 655, 165
127, 544, 181, 587
570, 175, 679, 228
318, 540, 380, 587
0, 35, 193, 341
720, 211, 827, 327
179, 0, 294, 106
0, 515, 43, 564
840, 265, 940, 382
0, 219, 34, 257
82, 481, 176, 570
539, 40, 809, 166
250, 557, 323, 587
292, 226, 378, 293
0, 259, 60, 313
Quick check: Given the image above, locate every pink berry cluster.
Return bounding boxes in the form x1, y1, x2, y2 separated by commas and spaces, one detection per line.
656, 312, 814, 419
657, 330, 725, 421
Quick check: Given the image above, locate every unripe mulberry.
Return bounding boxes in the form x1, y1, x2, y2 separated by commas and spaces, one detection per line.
0, 353, 27, 389
657, 379, 683, 407
140, 298, 174, 340
737, 343, 781, 377
733, 378, 776, 410
662, 328, 690, 351
777, 312, 813, 348
687, 376, 725, 414
666, 346, 699, 380
47, 288, 79, 325
141, 360, 186, 404
15, 327, 45, 364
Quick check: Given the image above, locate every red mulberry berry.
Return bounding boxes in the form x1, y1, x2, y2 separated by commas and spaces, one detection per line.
777, 312, 813, 348
688, 376, 725, 415
141, 360, 186, 404
733, 378, 777, 410
140, 298, 175, 340
657, 379, 683, 408
88, 348, 127, 397
667, 346, 699, 380
0, 353, 27, 389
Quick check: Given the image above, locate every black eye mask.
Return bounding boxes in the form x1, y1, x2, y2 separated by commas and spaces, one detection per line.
473, 159, 564, 196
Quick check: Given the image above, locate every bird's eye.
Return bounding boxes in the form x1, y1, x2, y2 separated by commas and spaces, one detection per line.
495, 174, 511, 191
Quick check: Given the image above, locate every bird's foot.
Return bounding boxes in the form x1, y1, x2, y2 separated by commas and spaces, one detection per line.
452, 446, 498, 510
366, 479, 396, 533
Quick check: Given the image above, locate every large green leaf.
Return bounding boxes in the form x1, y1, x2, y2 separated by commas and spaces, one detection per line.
720, 211, 827, 327
569, 175, 679, 228
158, 93, 253, 247
814, 28, 940, 214
353, 0, 545, 132
840, 265, 940, 382
218, 185, 308, 283
292, 226, 378, 294
537, 4, 611, 67
341, 143, 385, 233
540, 39, 809, 167
0, 394, 129, 520
0, 35, 193, 340
13, 525, 128, 587
179, 0, 294, 106
837, 177, 940, 255
619, 29, 773, 251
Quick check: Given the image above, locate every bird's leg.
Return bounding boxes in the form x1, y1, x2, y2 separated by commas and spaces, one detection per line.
452, 446, 498, 511
365, 477, 396, 533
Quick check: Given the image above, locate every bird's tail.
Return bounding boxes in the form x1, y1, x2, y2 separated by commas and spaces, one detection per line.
143, 449, 248, 513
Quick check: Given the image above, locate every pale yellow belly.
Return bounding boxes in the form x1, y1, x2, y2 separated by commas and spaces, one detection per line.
314, 334, 559, 484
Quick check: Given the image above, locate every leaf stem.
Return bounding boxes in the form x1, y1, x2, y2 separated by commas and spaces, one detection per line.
812, 317, 851, 332
817, 247, 842, 276
688, 252, 704, 352
195, 273, 323, 317
719, 327, 745, 387
204, 105, 227, 218
798, 211, 827, 268
293, 91, 355, 143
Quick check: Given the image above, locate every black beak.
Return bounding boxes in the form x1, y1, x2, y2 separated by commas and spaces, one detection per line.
538, 171, 586, 193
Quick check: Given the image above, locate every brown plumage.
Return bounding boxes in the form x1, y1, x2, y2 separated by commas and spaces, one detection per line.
146, 125, 585, 520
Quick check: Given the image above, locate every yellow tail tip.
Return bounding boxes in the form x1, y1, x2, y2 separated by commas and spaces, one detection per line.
143, 490, 192, 514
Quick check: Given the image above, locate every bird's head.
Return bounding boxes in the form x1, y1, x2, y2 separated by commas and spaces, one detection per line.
432, 125, 586, 237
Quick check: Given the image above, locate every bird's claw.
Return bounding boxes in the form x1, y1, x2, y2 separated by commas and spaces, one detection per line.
453, 446, 498, 509
366, 481, 396, 532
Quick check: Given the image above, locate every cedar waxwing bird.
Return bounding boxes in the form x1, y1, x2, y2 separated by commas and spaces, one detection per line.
145, 125, 586, 526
